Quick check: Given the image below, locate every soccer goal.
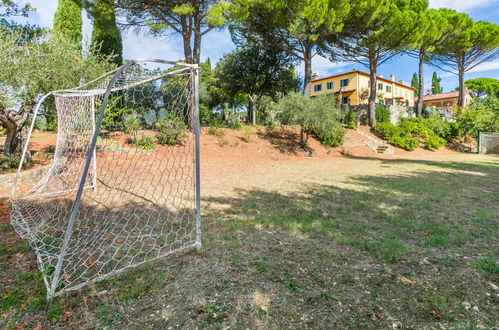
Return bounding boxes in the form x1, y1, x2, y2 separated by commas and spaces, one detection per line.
478, 132, 499, 154
10, 59, 201, 298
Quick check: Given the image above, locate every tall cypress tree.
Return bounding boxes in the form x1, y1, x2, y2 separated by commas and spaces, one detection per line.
53, 0, 83, 44
87, 0, 123, 64
431, 71, 443, 94
411, 72, 419, 97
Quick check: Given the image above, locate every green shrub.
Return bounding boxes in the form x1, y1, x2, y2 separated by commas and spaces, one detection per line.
155, 112, 188, 146
227, 112, 243, 130
457, 96, 499, 139
123, 112, 141, 140
131, 134, 156, 150
199, 104, 213, 126
425, 135, 446, 149
208, 126, 225, 137
375, 105, 390, 123
391, 136, 419, 151
314, 123, 345, 147
142, 110, 157, 127
373, 122, 403, 139
344, 107, 359, 129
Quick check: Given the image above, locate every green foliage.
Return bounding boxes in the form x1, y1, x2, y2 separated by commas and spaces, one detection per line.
87, 0, 123, 64
424, 109, 459, 141
375, 105, 390, 123
142, 109, 157, 127
199, 104, 213, 126
123, 112, 141, 140
431, 72, 443, 94
474, 255, 498, 275
208, 126, 225, 138
411, 73, 419, 97
315, 123, 345, 148
130, 134, 155, 150
344, 107, 359, 129
214, 42, 299, 122
456, 96, 499, 139
373, 123, 420, 151
227, 112, 243, 130
273, 93, 344, 148
156, 112, 188, 146
464, 78, 499, 98
53, 0, 82, 44
375, 117, 450, 151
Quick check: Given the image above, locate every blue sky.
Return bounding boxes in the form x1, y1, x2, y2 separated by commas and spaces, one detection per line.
20, 0, 499, 92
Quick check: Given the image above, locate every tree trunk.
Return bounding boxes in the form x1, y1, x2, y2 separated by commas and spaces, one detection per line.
303, 43, 313, 97
368, 56, 378, 127
248, 96, 256, 125
0, 103, 33, 163
416, 48, 425, 117
457, 59, 465, 108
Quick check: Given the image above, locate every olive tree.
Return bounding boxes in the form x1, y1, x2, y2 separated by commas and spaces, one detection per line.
0, 30, 114, 163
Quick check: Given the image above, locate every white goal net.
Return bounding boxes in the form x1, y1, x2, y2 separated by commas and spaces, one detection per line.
478, 132, 499, 154
10, 59, 201, 298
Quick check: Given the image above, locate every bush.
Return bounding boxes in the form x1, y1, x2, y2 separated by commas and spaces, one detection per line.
227, 112, 243, 130
273, 93, 344, 149
373, 122, 420, 150
199, 104, 213, 126
123, 112, 141, 140
315, 123, 345, 147
457, 96, 499, 139
390, 136, 419, 151
142, 110, 157, 127
343, 107, 359, 129
131, 134, 156, 150
207, 126, 225, 137
375, 105, 390, 123
155, 112, 188, 146
424, 135, 446, 149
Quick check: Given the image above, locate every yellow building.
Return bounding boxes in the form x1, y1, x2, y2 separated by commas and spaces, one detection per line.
422, 90, 475, 110
310, 70, 416, 106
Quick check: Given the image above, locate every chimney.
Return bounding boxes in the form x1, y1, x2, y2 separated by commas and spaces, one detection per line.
312, 73, 319, 81
390, 75, 395, 81
426, 89, 431, 95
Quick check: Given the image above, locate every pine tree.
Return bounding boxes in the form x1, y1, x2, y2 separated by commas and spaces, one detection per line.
431, 72, 443, 94
53, 0, 82, 44
411, 73, 419, 97
88, 0, 123, 64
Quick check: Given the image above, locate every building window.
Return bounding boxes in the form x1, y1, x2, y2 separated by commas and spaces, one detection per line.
326, 82, 334, 90
314, 84, 322, 92
378, 82, 383, 90
386, 86, 392, 93
342, 96, 349, 105
340, 78, 349, 87
379, 99, 385, 105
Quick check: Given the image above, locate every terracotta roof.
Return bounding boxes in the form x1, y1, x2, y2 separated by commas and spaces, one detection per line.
312, 69, 415, 90
422, 90, 474, 101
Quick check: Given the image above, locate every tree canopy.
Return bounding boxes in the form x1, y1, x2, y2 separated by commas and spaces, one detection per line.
431, 72, 443, 94
319, 0, 427, 126
215, 42, 299, 124
116, 0, 227, 64
430, 17, 499, 106
464, 78, 499, 98
229, 0, 350, 96
85, 0, 123, 64
53, 0, 83, 44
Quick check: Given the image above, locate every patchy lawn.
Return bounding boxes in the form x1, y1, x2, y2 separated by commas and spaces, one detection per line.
1, 153, 498, 328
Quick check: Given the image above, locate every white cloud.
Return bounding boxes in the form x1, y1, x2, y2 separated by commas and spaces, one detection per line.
468, 58, 499, 73
428, 0, 497, 12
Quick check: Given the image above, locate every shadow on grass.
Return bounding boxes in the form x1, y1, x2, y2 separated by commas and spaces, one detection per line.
1, 159, 497, 328
205, 158, 498, 263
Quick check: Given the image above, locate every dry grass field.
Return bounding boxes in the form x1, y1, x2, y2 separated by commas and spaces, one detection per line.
1, 127, 498, 328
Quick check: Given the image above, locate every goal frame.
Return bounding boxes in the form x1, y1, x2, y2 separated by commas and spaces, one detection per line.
10, 58, 201, 297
